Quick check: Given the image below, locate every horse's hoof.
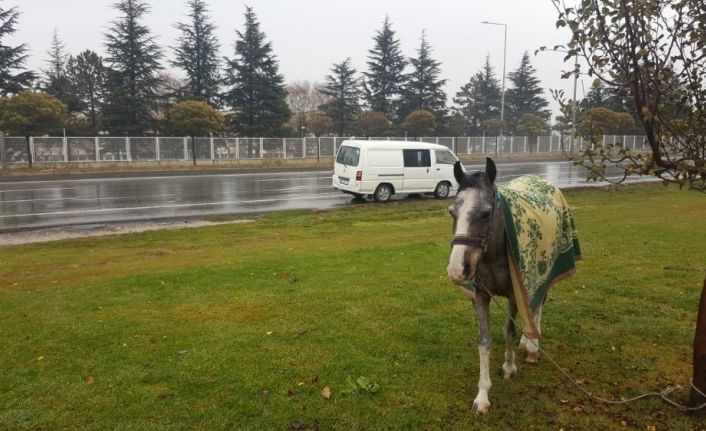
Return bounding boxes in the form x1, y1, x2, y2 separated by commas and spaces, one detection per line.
472, 401, 490, 414
502, 367, 517, 380
525, 351, 540, 363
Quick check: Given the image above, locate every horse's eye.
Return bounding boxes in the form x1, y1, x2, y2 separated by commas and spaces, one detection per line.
480, 209, 492, 220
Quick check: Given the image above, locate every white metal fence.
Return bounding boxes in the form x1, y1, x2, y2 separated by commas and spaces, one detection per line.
0, 135, 647, 164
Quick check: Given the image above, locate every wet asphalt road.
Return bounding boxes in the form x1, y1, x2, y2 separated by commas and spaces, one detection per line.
0, 161, 653, 231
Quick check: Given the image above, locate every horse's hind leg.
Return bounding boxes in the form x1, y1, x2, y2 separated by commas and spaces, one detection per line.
502, 298, 518, 379
472, 293, 492, 414
519, 305, 543, 363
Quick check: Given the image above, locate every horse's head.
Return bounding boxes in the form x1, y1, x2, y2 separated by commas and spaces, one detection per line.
446, 158, 498, 286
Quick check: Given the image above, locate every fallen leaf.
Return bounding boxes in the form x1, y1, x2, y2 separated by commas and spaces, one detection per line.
620, 421, 627, 427
86, 376, 95, 385
261, 389, 269, 395
266, 331, 273, 336
322, 386, 331, 399
177, 350, 188, 356
646, 426, 656, 431
37, 356, 45, 362
297, 382, 305, 387
572, 406, 584, 414
287, 390, 294, 397
310, 375, 319, 384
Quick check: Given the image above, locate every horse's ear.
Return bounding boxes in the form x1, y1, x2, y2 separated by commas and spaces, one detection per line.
454, 161, 466, 185
485, 158, 497, 184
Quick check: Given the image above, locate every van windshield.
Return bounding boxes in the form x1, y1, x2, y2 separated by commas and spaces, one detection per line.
336, 146, 360, 166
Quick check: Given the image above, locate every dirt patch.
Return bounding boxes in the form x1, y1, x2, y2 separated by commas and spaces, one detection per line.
0, 219, 254, 246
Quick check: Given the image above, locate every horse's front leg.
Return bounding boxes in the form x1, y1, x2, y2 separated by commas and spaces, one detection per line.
472, 293, 492, 414
502, 297, 518, 379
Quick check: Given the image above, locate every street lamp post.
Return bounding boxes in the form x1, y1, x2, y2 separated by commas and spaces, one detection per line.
537, 47, 580, 153
481, 21, 507, 150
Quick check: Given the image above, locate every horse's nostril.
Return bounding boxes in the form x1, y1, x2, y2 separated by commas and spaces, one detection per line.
462, 263, 471, 279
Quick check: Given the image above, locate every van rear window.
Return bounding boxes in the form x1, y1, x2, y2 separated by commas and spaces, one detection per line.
336, 146, 360, 166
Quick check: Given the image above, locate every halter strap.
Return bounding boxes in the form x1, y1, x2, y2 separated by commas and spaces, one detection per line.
450, 236, 487, 248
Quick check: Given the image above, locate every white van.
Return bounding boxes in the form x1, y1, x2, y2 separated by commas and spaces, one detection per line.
332, 140, 460, 201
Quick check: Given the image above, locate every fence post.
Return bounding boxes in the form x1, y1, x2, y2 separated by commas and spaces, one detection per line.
63, 136, 68, 162
235, 137, 240, 160
524, 137, 528, 153
183, 137, 189, 160
95, 137, 100, 161
283, 138, 287, 160
482, 136, 486, 154
126, 137, 132, 161
303, 137, 307, 159
30, 137, 35, 163
0, 132, 5, 169
259, 137, 264, 159
155, 136, 161, 161
210, 134, 215, 161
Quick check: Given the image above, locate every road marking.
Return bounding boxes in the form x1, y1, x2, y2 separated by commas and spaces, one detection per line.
0, 187, 77, 193
0, 193, 346, 219
0, 194, 178, 204
0, 170, 334, 185
254, 176, 330, 182
0, 186, 333, 203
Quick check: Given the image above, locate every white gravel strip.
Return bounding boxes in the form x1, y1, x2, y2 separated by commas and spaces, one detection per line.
0, 219, 254, 246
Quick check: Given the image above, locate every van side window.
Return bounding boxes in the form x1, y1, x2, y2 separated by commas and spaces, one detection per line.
336, 146, 360, 166
403, 149, 431, 167
435, 150, 457, 164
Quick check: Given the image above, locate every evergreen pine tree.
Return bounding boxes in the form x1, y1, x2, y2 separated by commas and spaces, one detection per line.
580, 80, 626, 112
453, 56, 502, 135
505, 52, 550, 132
224, 7, 290, 136
400, 31, 447, 121
43, 29, 80, 113
363, 16, 407, 121
0, 2, 35, 96
320, 58, 361, 136
172, 0, 221, 106
103, 0, 164, 135
66, 50, 107, 133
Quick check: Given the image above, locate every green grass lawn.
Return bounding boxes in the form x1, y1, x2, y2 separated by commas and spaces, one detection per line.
1, 184, 705, 430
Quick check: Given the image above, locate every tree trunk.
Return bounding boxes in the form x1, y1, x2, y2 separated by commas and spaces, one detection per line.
689, 274, 706, 409
25, 135, 33, 168
191, 135, 196, 166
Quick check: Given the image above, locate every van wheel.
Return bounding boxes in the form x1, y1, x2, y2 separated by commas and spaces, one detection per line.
374, 184, 393, 202
434, 182, 451, 199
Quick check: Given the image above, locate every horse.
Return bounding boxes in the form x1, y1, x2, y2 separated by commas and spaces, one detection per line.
446, 158, 580, 414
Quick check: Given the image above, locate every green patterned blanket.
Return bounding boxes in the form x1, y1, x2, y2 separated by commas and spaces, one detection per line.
498, 175, 581, 338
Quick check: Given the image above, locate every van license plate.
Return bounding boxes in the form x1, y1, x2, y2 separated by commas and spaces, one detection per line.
339, 177, 349, 185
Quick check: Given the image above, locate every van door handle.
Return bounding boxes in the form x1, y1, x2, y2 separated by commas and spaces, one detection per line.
436, 168, 440, 171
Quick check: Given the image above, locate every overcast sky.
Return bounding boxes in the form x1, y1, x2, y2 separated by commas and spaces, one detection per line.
10, 0, 585, 118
